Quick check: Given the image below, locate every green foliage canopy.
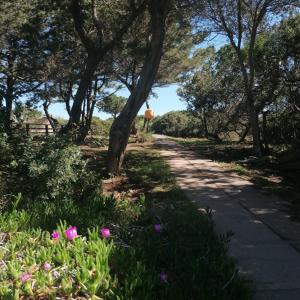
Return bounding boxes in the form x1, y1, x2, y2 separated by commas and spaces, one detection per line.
97, 95, 127, 119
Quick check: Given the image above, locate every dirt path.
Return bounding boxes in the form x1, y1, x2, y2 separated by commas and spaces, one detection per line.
154, 135, 300, 300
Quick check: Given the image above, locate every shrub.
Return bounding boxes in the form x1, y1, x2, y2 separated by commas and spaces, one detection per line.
84, 135, 109, 147
6, 136, 99, 206
152, 111, 203, 137
90, 117, 113, 137
0, 133, 11, 164
0, 108, 5, 131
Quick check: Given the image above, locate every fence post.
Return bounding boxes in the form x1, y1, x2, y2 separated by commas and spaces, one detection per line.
26, 124, 30, 136
45, 124, 49, 136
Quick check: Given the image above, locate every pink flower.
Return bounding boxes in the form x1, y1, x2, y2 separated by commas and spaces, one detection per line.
101, 228, 110, 238
52, 270, 60, 279
154, 224, 162, 233
43, 262, 51, 271
159, 271, 167, 283
65, 226, 78, 240
20, 273, 31, 283
51, 231, 60, 240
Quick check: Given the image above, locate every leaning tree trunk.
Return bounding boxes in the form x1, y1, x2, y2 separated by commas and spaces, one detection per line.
43, 101, 56, 132
62, 55, 98, 132
107, 1, 171, 174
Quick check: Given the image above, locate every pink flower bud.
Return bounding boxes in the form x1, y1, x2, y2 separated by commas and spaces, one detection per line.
159, 271, 167, 283
51, 231, 60, 240
20, 273, 31, 283
43, 262, 51, 271
52, 270, 60, 279
101, 228, 110, 238
154, 224, 162, 233
65, 226, 78, 240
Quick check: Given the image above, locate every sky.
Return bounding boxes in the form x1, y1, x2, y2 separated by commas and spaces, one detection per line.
48, 35, 228, 120
48, 83, 185, 120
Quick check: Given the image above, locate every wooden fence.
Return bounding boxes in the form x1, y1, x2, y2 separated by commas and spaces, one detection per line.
25, 123, 59, 136
25, 123, 99, 136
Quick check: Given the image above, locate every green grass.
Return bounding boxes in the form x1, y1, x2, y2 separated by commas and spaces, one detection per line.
174, 138, 253, 163
0, 138, 252, 299
122, 149, 253, 300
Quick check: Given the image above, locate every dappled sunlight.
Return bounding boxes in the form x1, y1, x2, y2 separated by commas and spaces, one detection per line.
155, 135, 300, 296
252, 208, 280, 215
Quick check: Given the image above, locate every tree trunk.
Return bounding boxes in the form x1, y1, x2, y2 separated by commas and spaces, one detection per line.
238, 63, 262, 156
62, 55, 98, 132
238, 125, 249, 143
81, 97, 86, 125
107, 0, 171, 174
246, 92, 262, 156
202, 109, 209, 138
262, 111, 270, 155
4, 50, 17, 135
43, 101, 56, 132
4, 95, 13, 134
66, 0, 146, 134
60, 82, 73, 117
78, 98, 96, 142
4, 76, 14, 134
78, 78, 100, 142
66, 97, 71, 116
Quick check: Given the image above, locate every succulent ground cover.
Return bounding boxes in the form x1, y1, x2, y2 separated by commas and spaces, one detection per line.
0, 135, 252, 299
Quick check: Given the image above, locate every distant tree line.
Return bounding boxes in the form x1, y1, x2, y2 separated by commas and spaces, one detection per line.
152, 111, 203, 138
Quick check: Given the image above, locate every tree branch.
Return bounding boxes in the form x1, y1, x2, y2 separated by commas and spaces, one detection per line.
91, 0, 104, 44
237, 0, 242, 50
71, 0, 94, 51
103, 0, 147, 53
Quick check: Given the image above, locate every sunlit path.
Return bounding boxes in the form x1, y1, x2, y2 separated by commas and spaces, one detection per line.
154, 135, 300, 300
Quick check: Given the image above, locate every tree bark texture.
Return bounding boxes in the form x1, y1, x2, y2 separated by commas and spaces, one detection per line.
63, 55, 98, 131
246, 92, 262, 156
43, 101, 56, 132
107, 0, 171, 174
